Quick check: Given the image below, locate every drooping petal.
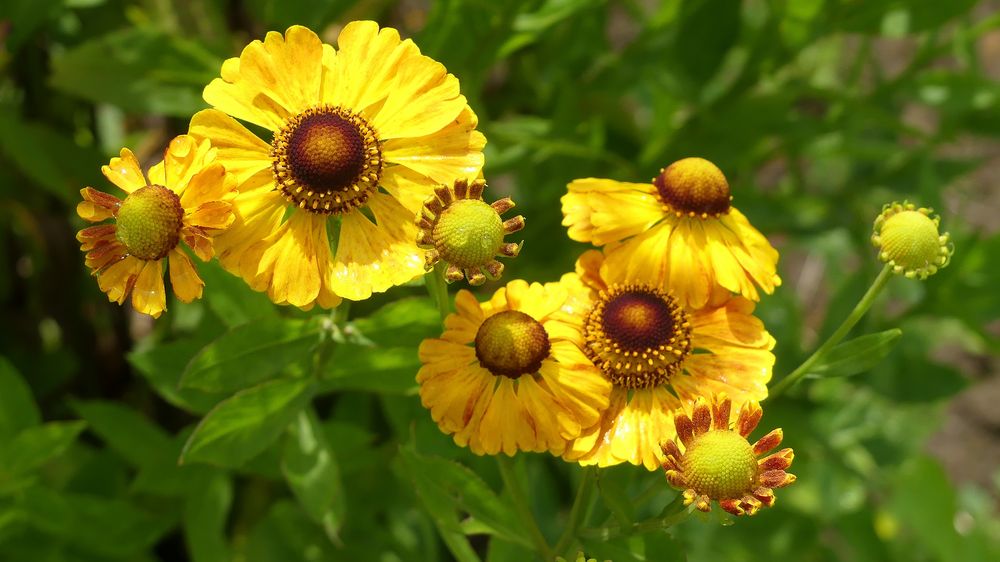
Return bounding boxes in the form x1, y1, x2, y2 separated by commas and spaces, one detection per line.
77, 188, 121, 222
561, 179, 663, 245
130, 259, 167, 318
97, 256, 143, 304
168, 249, 204, 303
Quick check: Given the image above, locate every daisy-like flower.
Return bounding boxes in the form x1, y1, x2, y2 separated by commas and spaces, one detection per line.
561, 157, 780, 309
76, 136, 237, 318
416, 178, 524, 285
417, 280, 611, 456
661, 395, 796, 516
188, 22, 485, 307
559, 250, 774, 470
871, 201, 952, 280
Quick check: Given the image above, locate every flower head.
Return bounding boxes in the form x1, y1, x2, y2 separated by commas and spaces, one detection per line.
189, 23, 485, 307
561, 157, 780, 309
417, 280, 611, 456
76, 136, 237, 318
661, 396, 795, 516
871, 201, 952, 280
416, 178, 523, 285
559, 250, 774, 470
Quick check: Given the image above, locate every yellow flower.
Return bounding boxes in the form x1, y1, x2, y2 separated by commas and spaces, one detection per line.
417, 280, 611, 456
559, 250, 774, 470
561, 157, 780, 309
661, 395, 795, 516
416, 178, 524, 285
76, 136, 237, 318
188, 22, 485, 307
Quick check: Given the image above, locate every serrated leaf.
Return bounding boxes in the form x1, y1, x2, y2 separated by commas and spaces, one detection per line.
0, 356, 40, 440
49, 27, 219, 117
181, 378, 315, 468
180, 319, 320, 393
281, 409, 345, 538
71, 400, 173, 468
811, 329, 903, 378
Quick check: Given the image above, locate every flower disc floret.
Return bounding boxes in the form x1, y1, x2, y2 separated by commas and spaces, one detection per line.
271, 105, 383, 214
661, 396, 796, 516
654, 157, 732, 218
583, 284, 692, 389
475, 310, 551, 378
417, 178, 524, 285
115, 185, 184, 260
872, 201, 952, 280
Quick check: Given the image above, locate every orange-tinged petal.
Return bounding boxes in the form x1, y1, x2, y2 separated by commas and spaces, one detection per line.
77, 188, 121, 222
185, 200, 234, 232
96, 256, 142, 304
712, 396, 732, 430
692, 398, 711, 436
675, 413, 694, 448
77, 224, 117, 249
101, 148, 147, 194
758, 448, 794, 471
180, 162, 237, 211
752, 428, 783, 456
737, 401, 763, 438
168, 249, 204, 303
760, 469, 794, 488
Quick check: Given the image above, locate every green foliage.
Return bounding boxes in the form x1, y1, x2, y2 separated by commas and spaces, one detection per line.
2, 0, 1000, 561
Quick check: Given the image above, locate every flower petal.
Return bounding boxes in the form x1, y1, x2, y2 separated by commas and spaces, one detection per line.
188, 109, 272, 184
168, 249, 204, 303
561, 179, 662, 245
101, 148, 147, 194
382, 106, 486, 183
325, 21, 418, 113
130, 259, 166, 318
77, 188, 121, 222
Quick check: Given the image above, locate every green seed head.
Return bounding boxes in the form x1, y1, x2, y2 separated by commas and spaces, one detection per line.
115, 185, 183, 260
682, 430, 759, 500
434, 199, 505, 269
872, 202, 952, 280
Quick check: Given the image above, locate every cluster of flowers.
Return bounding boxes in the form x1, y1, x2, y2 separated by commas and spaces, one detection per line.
76, 21, 947, 518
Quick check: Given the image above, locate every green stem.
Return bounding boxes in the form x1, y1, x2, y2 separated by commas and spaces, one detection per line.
425, 263, 452, 321
771, 264, 894, 397
497, 456, 554, 561
553, 466, 597, 557
581, 494, 688, 541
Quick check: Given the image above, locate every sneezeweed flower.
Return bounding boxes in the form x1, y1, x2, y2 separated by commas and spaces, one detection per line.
417, 280, 612, 456
561, 157, 780, 309
416, 178, 524, 285
559, 250, 774, 470
661, 396, 795, 516
189, 22, 485, 307
871, 201, 952, 279
76, 136, 237, 318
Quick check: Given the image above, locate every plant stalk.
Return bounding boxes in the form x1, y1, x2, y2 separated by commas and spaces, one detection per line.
553, 466, 598, 556
497, 456, 554, 561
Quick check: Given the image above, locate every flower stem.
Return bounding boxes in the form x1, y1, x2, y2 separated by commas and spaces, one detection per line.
581, 493, 688, 541
771, 263, 894, 397
553, 466, 597, 557
496, 456, 554, 561
425, 263, 451, 321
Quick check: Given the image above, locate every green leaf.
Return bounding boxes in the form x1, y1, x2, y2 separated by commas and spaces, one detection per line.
180, 318, 320, 393
281, 409, 345, 537
350, 297, 441, 347
128, 338, 226, 414
198, 260, 279, 328
71, 400, 173, 468
49, 27, 220, 117
810, 329, 903, 378
320, 346, 420, 395
184, 472, 233, 562
0, 357, 40, 440
181, 378, 316, 468
673, 0, 741, 86
0, 422, 87, 492
17, 486, 174, 557
396, 447, 530, 550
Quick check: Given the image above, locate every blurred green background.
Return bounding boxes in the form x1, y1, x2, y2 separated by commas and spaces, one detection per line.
2, 0, 1000, 560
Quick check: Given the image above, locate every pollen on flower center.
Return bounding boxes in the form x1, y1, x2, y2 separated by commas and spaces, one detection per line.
475, 310, 551, 378
271, 105, 383, 215
583, 284, 692, 389
654, 157, 732, 218
682, 430, 759, 500
115, 184, 183, 261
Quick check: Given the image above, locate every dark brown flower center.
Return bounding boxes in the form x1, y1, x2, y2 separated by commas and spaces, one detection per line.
475, 310, 551, 378
584, 284, 692, 389
271, 105, 383, 215
654, 157, 731, 218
